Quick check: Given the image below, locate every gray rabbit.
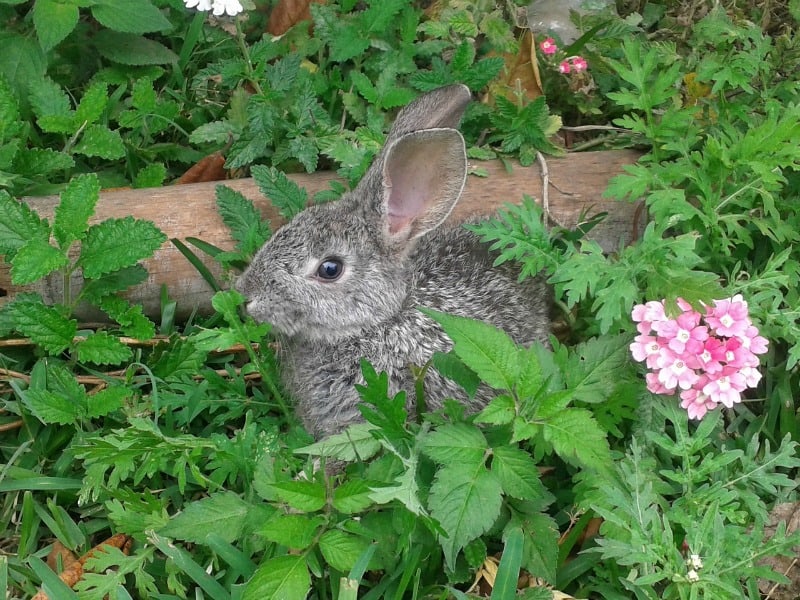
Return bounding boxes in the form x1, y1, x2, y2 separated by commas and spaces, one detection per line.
236, 84, 550, 439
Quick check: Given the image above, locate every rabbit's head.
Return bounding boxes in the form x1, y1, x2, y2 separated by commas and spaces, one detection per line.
236, 85, 472, 344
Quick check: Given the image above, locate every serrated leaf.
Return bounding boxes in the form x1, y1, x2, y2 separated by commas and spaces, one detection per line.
80, 265, 149, 302
91, 0, 172, 34
319, 529, 371, 572
73, 124, 125, 159
23, 389, 81, 425
93, 31, 178, 65
160, 491, 250, 544
332, 480, 374, 514
492, 445, 547, 500
268, 481, 326, 512
74, 82, 108, 127
10, 238, 68, 285
0, 190, 51, 255
250, 165, 308, 220
78, 216, 166, 278
421, 309, 520, 391
516, 346, 544, 401
73, 331, 133, 365
4, 294, 77, 354
564, 335, 632, 404
543, 408, 611, 470
29, 75, 71, 125
189, 120, 240, 145
521, 512, 558, 583
98, 296, 156, 339
260, 514, 324, 549
294, 423, 381, 462
422, 423, 488, 466
54, 173, 100, 249
369, 460, 426, 515
33, 0, 79, 52
216, 184, 271, 257
243, 555, 310, 600
133, 163, 166, 189
429, 463, 502, 569
475, 394, 516, 425
13, 147, 75, 177
86, 386, 129, 418
431, 351, 480, 398
0, 74, 20, 141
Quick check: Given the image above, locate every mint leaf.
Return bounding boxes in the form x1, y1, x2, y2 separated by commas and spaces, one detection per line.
33, 0, 79, 52
98, 296, 156, 340
429, 462, 502, 570
3, 294, 77, 354
216, 184, 271, 257
80, 265, 148, 302
267, 481, 326, 512
160, 491, 250, 544
73, 331, 133, 366
74, 82, 109, 127
421, 309, 520, 392
24, 389, 81, 425
93, 31, 178, 66
0, 32, 47, 103
250, 165, 308, 220
91, 0, 172, 34
10, 238, 68, 285
243, 555, 310, 600
54, 173, 100, 249
29, 76, 73, 133
86, 386, 129, 418
0, 190, 51, 256
78, 216, 166, 278
73, 124, 125, 159
259, 514, 324, 549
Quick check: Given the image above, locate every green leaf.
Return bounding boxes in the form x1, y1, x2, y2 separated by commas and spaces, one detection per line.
133, 163, 166, 188
73, 331, 133, 365
431, 351, 480, 398
491, 445, 548, 501
80, 265, 149, 302
85, 386, 129, 418
0, 32, 47, 103
268, 481, 326, 512
24, 389, 81, 425
215, 185, 271, 257
521, 513, 559, 584
564, 335, 632, 404
10, 238, 68, 285
294, 423, 382, 462
422, 423, 488, 467
160, 491, 251, 544
29, 76, 72, 131
54, 173, 100, 249
13, 148, 74, 177
73, 124, 126, 159
78, 216, 166, 278
91, 0, 172, 34
93, 31, 178, 65
369, 461, 426, 515
33, 0, 79, 52
243, 555, 310, 600
475, 394, 516, 425
259, 514, 324, 549
543, 408, 611, 471
319, 529, 372, 573
492, 527, 524, 600
98, 296, 156, 339
0, 190, 51, 256
516, 346, 544, 401
420, 309, 520, 391
250, 165, 308, 220
429, 462, 502, 570
332, 480, 374, 514
3, 294, 77, 354
74, 82, 109, 127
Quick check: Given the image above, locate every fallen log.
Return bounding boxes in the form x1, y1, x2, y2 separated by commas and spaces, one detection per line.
0, 150, 642, 321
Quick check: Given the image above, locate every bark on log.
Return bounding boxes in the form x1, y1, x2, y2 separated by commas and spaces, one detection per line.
0, 150, 642, 321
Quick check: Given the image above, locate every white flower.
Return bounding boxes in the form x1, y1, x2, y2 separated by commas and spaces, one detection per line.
183, 0, 243, 16
688, 554, 704, 570
687, 569, 700, 583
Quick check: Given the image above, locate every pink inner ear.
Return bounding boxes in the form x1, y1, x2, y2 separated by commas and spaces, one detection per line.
386, 177, 428, 235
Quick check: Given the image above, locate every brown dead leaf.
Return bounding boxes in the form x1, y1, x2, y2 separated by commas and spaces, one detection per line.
484, 30, 543, 106
267, 0, 322, 36
176, 151, 228, 184
45, 541, 78, 571
33, 534, 134, 600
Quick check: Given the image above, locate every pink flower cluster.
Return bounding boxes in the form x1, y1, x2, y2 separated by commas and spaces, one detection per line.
538, 38, 588, 74
630, 295, 768, 420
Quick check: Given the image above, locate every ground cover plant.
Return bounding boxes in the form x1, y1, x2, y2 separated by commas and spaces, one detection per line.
1, 0, 800, 598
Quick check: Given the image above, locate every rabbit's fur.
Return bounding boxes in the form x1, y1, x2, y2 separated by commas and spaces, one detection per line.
237, 84, 550, 438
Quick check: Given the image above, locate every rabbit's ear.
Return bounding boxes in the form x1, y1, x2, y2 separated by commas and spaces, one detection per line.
381, 128, 467, 242
388, 84, 471, 138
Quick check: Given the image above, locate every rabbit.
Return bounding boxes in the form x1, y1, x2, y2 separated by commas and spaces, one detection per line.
236, 84, 551, 439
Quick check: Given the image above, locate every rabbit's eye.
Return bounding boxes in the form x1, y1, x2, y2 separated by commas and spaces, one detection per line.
316, 258, 343, 280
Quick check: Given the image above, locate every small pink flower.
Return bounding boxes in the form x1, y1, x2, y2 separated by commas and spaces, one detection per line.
741, 325, 769, 354
571, 56, 588, 72
703, 367, 747, 408
655, 311, 708, 355
632, 301, 666, 334
646, 372, 673, 395
706, 295, 751, 337
680, 381, 717, 420
540, 38, 557, 55
558, 60, 570, 74
630, 334, 663, 368
656, 349, 700, 390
